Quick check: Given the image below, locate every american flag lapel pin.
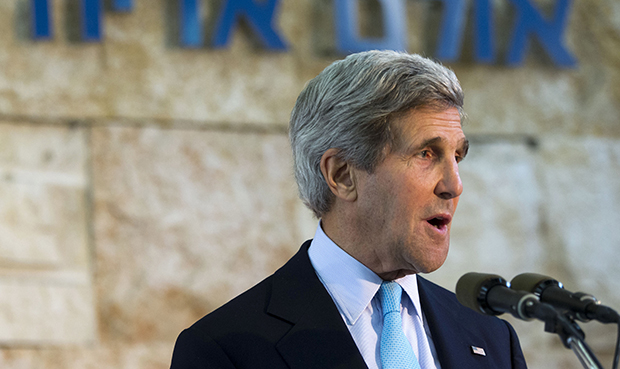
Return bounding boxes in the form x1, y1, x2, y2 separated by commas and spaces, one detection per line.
471, 346, 486, 356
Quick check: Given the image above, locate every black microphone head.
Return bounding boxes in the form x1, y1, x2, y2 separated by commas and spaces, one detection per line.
456, 272, 508, 316
510, 273, 619, 323
510, 273, 563, 296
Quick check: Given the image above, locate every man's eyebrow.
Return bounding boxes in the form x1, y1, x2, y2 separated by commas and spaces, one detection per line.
412, 137, 443, 152
398, 137, 442, 156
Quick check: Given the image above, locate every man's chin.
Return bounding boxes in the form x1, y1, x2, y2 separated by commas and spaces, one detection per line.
415, 251, 449, 274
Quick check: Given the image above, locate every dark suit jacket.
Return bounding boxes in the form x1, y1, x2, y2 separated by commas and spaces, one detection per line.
171, 241, 527, 369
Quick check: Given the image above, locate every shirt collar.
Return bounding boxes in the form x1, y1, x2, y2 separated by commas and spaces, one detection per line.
308, 222, 423, 324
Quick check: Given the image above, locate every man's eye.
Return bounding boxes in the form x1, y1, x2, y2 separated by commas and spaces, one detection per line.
419, 150, 431, 158
455, 155, 464, 163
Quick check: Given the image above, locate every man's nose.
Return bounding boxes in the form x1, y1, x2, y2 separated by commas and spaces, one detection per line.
435, 158, 463, 200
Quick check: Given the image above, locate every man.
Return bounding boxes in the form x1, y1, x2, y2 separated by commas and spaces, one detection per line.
170, 51, 527, 369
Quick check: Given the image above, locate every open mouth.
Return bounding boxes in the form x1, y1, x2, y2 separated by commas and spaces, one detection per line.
426, 216, 450, 229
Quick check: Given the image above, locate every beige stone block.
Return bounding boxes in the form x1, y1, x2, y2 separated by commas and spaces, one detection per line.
0, 182, 82, 267
458, 63, 620, 138
0, 121, 96, 346
0, 122, 89, 268
0, 121, 85, 172
539, 135, 620, 306
91, 124, 315, 343
0, 280, 96, 345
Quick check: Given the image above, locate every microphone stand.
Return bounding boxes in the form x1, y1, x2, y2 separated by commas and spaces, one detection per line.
569, 337, 603, 369
545, 313, 604, 369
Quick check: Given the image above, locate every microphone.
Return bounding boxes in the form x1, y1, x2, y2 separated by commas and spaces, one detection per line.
456, 272, 558, 322
510, 273, 620, 324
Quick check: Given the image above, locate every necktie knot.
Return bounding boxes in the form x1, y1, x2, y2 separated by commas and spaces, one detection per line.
379, 281, 403, 314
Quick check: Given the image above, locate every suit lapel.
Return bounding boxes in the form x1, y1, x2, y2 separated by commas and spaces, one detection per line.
418, 276, 494, 369
268, 241, 368, 369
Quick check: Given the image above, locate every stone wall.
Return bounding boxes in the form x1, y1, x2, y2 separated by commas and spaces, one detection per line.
0, 0, 619, 368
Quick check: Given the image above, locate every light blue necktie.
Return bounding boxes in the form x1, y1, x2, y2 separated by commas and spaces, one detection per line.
378, 281, 421, 369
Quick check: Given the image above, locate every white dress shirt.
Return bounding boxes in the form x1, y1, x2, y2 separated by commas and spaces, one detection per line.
308, 222, 441, 369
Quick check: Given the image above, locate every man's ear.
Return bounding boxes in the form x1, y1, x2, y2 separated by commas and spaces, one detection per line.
320, 148, 357, 202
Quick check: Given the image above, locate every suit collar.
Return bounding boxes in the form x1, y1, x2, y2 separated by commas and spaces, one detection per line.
308, 224, 382, 325
268, 241, 368, 369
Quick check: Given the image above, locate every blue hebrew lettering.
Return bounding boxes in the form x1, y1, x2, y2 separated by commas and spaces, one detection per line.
473, 0, 496, 63
32, 0, 52, 39
32, 0, 134, 42
112, 0, 133, 12
435, 0, 496, 63
180, 0, 203, 47
212, 0, 287, 50
435, 0, 467, 61
334, 0, 407, 53
507, 0, 577, 67
81, 0, 102, 41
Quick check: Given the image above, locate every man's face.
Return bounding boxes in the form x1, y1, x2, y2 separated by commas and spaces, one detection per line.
352, 107, 468, 280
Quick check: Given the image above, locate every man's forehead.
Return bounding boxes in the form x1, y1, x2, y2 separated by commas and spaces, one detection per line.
393, 108, 465, 145
393, 105, 462, 126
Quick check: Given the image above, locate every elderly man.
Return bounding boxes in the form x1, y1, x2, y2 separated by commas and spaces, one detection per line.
171, 51, 527, 369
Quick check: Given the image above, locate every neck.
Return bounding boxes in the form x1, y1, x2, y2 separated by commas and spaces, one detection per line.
321, 211, 415, 281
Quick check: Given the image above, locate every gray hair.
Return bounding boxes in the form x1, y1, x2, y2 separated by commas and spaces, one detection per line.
289, 50, 464, 218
